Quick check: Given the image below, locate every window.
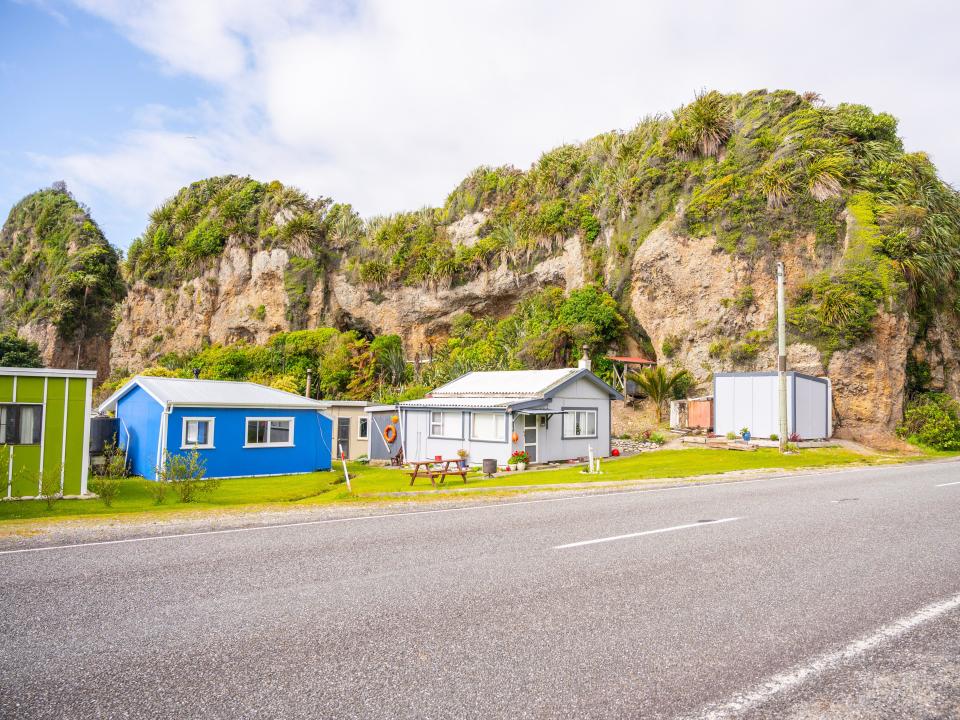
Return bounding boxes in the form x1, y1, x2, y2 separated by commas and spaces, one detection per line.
181, 417, 214, 449
358, 417, 369, 439
245, 418, 295, 447
430, 411, 462, 439
0, 404, 43, 445
470, 412, 505, 442
563, 409, 597, 438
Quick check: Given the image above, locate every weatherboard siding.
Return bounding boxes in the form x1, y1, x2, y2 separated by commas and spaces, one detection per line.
117, 384, 164, 480
1, 370, 93, 498
163, 407, 333, 478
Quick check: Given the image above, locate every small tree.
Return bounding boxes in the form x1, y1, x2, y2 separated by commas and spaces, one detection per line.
630, 366, 693, 424
39, 465, 63, 510
156, 450, 219, 503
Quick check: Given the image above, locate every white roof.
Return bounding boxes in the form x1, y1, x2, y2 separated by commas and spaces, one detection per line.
98, 376, 328, 412
428, 368, 579, 397
399, 396, 544, 410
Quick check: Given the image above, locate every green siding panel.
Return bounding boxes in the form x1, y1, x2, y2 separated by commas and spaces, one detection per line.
0, 376, 12, 403
10, 445, 41, 497
43, 378, 66, 481
63, 378, 88, 495
15, 376, 45, 403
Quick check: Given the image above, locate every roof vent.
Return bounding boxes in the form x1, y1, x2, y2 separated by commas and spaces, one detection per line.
577, 345, 591, 371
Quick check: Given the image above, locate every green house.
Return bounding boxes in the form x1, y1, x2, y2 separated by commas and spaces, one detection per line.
1, 367, 95, 499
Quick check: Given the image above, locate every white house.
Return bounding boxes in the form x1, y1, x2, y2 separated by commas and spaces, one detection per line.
399, 365, 623, 466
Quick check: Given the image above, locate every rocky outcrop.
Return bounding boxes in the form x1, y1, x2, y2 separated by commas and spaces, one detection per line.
111, 240, 290, 372
628, 217, 922, 439
18, 320, 112, 380
111, 234, 589, 371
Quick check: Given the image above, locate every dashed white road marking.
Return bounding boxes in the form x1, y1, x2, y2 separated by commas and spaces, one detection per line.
936, 480, 960, 487
553, 517, 742, 549
684, 591, 960, 720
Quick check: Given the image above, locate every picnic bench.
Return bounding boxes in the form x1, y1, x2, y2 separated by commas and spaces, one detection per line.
407, 459, 469, 488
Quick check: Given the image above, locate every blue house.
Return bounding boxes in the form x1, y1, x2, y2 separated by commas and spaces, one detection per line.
98, 376, 333, 480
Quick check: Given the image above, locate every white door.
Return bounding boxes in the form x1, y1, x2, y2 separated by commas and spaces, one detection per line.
523, 415, 537, 463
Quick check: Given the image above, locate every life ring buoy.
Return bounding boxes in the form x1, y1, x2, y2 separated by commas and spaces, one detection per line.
384, 424, 397, 443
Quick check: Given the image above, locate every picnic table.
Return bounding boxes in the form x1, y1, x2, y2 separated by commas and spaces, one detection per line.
407, 459, 469, 487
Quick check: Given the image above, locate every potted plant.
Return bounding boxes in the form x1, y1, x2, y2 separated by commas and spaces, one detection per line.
740, 426, 751, 442
511, 450, 529, 471
456, 448, 468, 468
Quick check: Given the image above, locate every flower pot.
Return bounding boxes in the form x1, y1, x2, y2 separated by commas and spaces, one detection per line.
741, 431, 751, 442
517, 463, 527, 471
508, 464, 518, 472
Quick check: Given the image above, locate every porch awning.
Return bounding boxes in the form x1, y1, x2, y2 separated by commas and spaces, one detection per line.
516, 409, 567, 416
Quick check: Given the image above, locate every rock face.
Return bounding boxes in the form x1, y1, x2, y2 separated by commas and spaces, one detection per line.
111, 235, 589, 371
18, 319, 112, 379
628, 216, 922, 439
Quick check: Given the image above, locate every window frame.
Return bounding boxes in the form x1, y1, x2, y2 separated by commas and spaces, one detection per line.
469, 411, 506, 442
0, 403, 44, 446
561, 408, 598, 440
429, 410, 462, 439
244, 417, 296, 448
181, 416, 215, 450
357, 416, 369, 440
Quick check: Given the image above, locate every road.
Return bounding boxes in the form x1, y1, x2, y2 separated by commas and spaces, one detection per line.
2, 460, 959, 719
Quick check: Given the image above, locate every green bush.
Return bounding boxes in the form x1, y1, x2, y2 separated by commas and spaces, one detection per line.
897, 393, 960, 450
661, 335, 680, 359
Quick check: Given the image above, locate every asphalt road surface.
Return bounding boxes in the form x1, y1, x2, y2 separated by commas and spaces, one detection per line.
2, 460, 960, 719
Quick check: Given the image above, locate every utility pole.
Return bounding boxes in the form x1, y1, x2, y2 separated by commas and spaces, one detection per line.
777, 262, 788, 453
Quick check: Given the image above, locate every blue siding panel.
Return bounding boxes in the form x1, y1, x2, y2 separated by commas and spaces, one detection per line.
116, 385, 163, 480
165, 407, 333, 478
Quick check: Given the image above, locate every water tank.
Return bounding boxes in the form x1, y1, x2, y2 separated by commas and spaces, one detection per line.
89, 416, 119, 455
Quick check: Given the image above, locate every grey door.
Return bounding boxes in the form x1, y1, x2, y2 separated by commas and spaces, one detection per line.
523, 415, 537, 463
337, 417, 351, 458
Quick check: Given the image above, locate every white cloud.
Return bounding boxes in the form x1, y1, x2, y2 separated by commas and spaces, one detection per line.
41, 0, 960, 246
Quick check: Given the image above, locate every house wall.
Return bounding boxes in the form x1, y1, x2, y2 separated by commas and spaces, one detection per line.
164, 407, 332, 479
116, 384, 165, 480
324, 405, 370, 460
367, 410, 399, 461
535, 377, 613, 462
1, 372, 92, 497
401, 375, 615, 466
402, 408, 511, 465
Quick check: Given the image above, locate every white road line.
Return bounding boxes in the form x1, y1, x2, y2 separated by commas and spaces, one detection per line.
685, 590, 960, 720
553, 517, 742, 549
1, 457, 956, 557
936, 480, 960, 487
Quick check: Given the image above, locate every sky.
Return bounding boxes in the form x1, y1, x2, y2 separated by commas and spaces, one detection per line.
1, 0, 958, 251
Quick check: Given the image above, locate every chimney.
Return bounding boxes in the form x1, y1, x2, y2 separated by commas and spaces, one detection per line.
577, 345, 591, 371
305, 368, 313, 398
192, 368, 200, 380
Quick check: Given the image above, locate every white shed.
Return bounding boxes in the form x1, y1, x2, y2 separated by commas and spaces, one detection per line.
713, 372, 832, 440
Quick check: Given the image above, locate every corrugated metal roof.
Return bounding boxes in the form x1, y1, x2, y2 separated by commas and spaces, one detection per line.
99, 376, 328, 412
428, 368, 579, 397
400, 396, 547, 410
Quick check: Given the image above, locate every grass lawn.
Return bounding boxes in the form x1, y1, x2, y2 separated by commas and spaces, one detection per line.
0, 446, 912, 525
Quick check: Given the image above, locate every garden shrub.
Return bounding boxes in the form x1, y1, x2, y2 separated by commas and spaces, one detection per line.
897, 393, 960, 450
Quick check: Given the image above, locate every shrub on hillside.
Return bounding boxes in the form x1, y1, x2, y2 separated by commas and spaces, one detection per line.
897, 393, 960, 450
